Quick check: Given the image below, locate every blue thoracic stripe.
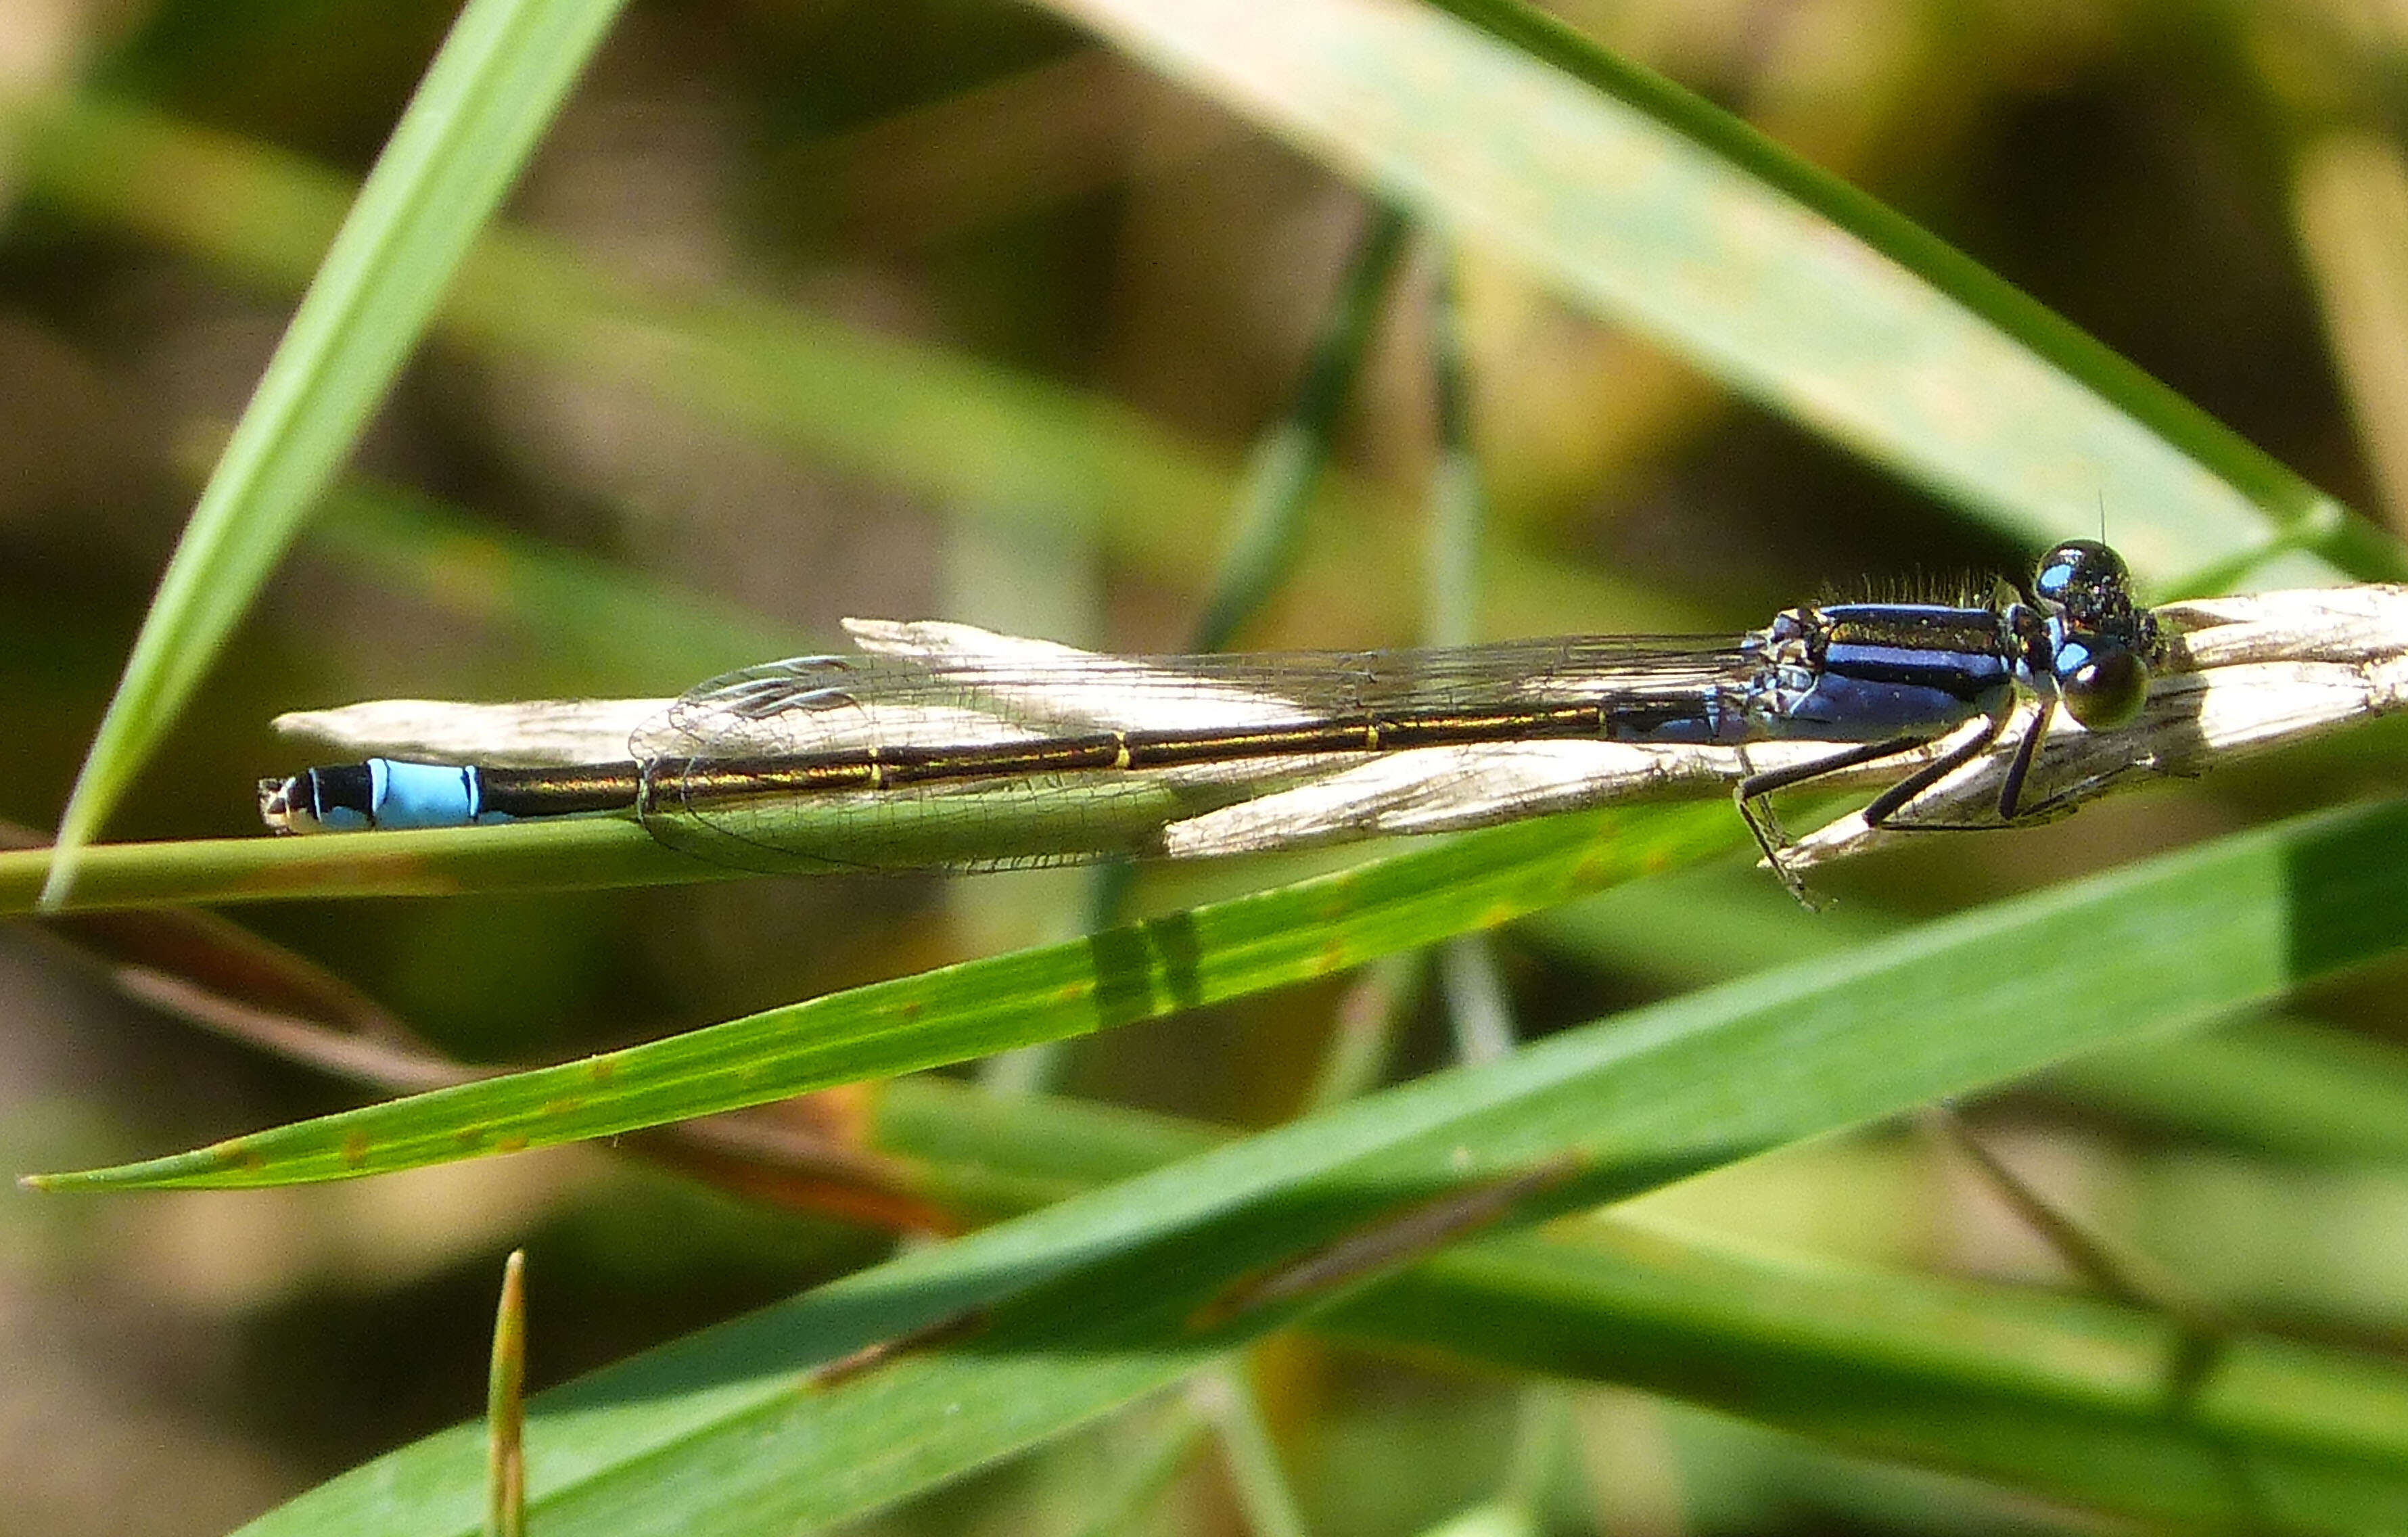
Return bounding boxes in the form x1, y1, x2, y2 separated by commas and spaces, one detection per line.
1822, 641, 2012, 694
1780, 633, 2016, 733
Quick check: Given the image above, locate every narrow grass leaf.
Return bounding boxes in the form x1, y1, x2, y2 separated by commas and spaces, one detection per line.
485, 1251, 528, 1537
868, 1076, 2408, 1523
41, 0, 624, 904
2041, 1017, 2408, 1164
1326, 1220, 2408, 1528
2292, 131, 2408, 534
1192, 204, 1412, 651
26, 805, 1740, 1189
1534, 869, 2408, 1168
212, 795, 2408, 1536
1424, 0, 2396, 582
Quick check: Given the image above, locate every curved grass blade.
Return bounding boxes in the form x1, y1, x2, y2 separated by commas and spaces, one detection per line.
31, 791, 2408, 1194
24, 804, 1741, 1189
872, 1074, 2408, 1521
1425, 0, 2403, 586
41, 0, 625, 905
485, 1251, 528, 1537
203, 794, 2408, 1536
1033, 0, 2398, 590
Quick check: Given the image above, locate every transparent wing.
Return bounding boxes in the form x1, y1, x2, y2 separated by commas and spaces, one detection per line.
626, 628, 1754, 873
637, 760, 1343, 875
630, 633, 1753, 761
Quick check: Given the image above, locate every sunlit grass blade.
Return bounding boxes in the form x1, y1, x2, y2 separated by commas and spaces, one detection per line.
39, 0, 624, 905
1425, 0, 2400, 584
1535, 866, 2408, 1168
866, 1077, 2408, 1511
1032, 0, 2399, 590
24, 805, 1741, 1189
2292, 131, 2408, 534
205, 794, 2408, 1536
37, 792, 2408, 1197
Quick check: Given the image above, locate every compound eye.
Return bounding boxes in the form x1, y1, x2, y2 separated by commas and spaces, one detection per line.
2033, 539, 2128, 605
2055, 635, 2150, 729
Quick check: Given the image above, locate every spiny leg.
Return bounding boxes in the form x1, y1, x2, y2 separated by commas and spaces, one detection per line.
1737, 733, 1937, 901
1981, 755, 2166, 827
1861, 699, 2097, 835
1861, 708, 2009, 829
1994, 692, 2056, 821
1734, 780, 1801, 902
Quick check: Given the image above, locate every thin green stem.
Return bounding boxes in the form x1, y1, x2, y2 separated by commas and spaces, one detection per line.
1066, 1399, 1212, 1537
1422, 249, 1485, 651
1081, 202, 1414, 936
1304, 952, 1423, 1112
1193, 1364, 1314, 1537
1191, 204, 1413, 652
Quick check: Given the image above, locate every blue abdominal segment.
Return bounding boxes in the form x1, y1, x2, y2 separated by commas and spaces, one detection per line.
373, 759, 502, 828
280, 760, 501, 831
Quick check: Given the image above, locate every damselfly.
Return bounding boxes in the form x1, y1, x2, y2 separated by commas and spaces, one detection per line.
259, 539, 2162, 891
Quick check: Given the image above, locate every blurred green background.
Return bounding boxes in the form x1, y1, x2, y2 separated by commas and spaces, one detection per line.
9, 1, 2408, 1533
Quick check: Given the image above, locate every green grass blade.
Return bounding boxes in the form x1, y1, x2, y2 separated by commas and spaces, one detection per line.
201, 794, 2408, 1536
24, 806, 1740, 1188
1034, 0, 2396, 589
1326, 1220, 2408, 1529
0, 791, 1723, 918
28, 792, 2408, 1197
1423, 0, 2391, 582
2041, 1017, 2408, 1164
1535, 868, 2408, 1168
484, 1251, 528, 1537
39, 0, 624, 904
875, 1076, 2408, 1525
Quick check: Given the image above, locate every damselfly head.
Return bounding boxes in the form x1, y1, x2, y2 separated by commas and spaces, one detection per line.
2033, 540, 2133, 622
2050, 633, 2150, 729
2032, 541, 2157, 728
